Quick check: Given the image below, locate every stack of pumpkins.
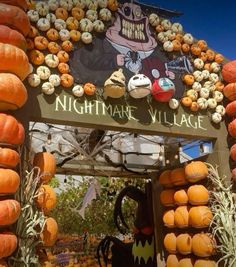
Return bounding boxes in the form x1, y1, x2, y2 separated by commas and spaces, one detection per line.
0, 0, 32, 266
33, 151, 59, 252
159, 161, 217, 267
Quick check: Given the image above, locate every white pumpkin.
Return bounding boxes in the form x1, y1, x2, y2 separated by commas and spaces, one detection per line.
86, 0, 98, 10
199, 88, 210, 99
207, 98, 217, 109
149, 13, 160, 27
36, 2, 49, 17
127, 74, 152, 98
93, 20, 105, 32
194, 58, 204, 70
201, 69, 210, 80
46, 13, 57, 23
72, 84, 84, 97
163, 41, 174, 52
171, 22, 183, 33
28, 73, 41, 87
183, 33, 194, 45
48, 0, 59, 11
99, 8, 112, 21
73, 0, 86, 8
186, 89, 198, 101
98, 0, 107, 8
60, 0, 73, 11
211, 112, 222, 123
161, 19, 171, 30
36, 66, 51, 80
169, 98, 179, 109
215, 105, 225, 116
165, 30, 176, 41
210, 62, 221, 73
209, 73, 219, 83
27, 10, 40, 22
81, 32, 93, 44
79, 18, 93, 32
157, 32, 168, 43
59, 29, 71, 41
203, 81, 216, 92
197, 97, 208, 110
37, 18, 51, 31
193, 70, 203, 82
192, 81, 202, 91
54, 19, 67, 31
86, 10, 98, 22
49, 74, 61, 87
45, 54, 60, 68
42, 82, 55, 95
212, 91, 224, 102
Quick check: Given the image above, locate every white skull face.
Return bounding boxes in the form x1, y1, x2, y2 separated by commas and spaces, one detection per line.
128, 74, 152, 98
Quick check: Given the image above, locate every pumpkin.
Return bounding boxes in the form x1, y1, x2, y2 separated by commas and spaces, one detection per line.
189, 206, 213, 228
163, 41, 174, 52
199, 88, 210, 99
55, 7, 68, 20
194, 259, 216, 267
87, 0, 98, 10
149, 13, 160, 27
0, 199, 20, 226
26, 38, 34, 50
40, 217, 58, 247
170, 168, 188, 186
0, 73, 28, 110
210, 62, 221, 73
175, 33, 183, 42
230, 143, 236, 161
45, 54, 59, 68
36, 1, 49, 16
29, 50, 45, 66
223, 83, 236, 101
57, 50, 69, 63
215, 81, 225, 92
70, 30, 81, 42
59, 0, 73, 11
183, 74, 194, 86
58, 62, 70, 74
99, 8, 112, 22
60, 73, 74, 88
98, 0, 108, 8
48, 42, 61, 54
226, 101, 236, 117
194, 58, 204, 70
27, 73, 41, 87
36, 185, 57, 214
197, 98, 208, 110
163, 209, 175, 228
84, 83, 96, 95
46, 13, 57, 23
71, 7, 85, 20
79, 18, 93, 32
34, 36, 49, 51
161, 19, 171, 30
186, 89, 198, 101
190, 102, 199, 112
159, 170, 173, 187
0, 113, 25, 145
212, 91, 224, 102
0, 169, 20, 194
27, 10, 39, 22
160, 189, 175, 207
66, 16, 79, 30
0, 43, 31, 81
166, 254, 179, 267
215, 53, 224, 63
0, 259, 8, 267
169, 98, 180, 110
178, 258, 194, 267
187, 185, 209, 205
191, 44, 201, 56
42, 82, 55, 95
181, 97, 192, 107
183, 33, 194, 45
36, 66, 51, 80
0, 3, 30, 36
174, 189, 188, 206
0, 232, 17, 258
0, 147, 19, 168
193, 71, 203, 82
182, 43, 190, 53
207, 98, 217, 109
33, 152, 56, 182
46, 29, 59, 41
59, 29, 71, 41
155, 24, 164, 33
127, 74, 152, 99
206, 49, 215, 61
107, 0, 118, 11
211, 112, 222, 124
0, 0, 28, 10
81, 32, 93, 44
192, 233, 216, 257
185, 161, 208, 183
164, 232, 177, 253
197, 40, 208, 51
172, 39, 181, 51
174, 206, 189, 228
36, 18, 51, 32
93, 19, 105, 32
54, 18, 66, 31
72, 85, 84, 97
171, 22, 183, 33
176, 233, 192, 255
215, 105, 225, 116
200, 52, 208, 62
61, 40, 73, 52
49, 74, 61, 87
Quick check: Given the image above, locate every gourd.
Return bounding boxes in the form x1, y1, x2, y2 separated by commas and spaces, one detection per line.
0, 199, 21, 226
0, 232, 17, 258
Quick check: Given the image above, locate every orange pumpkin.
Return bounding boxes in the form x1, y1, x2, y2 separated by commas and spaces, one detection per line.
71, 7, 85, 20
0, 3, 30, 36
192, 233, 216, 257
160, 189, 175, 206
190, 44, 201, 56
58, 62, 70, 74
61, 40, 73, 52
222, 60, 236, 83
0, 43, 31, 81
174, 189, 188, 205
0, 259, 8, 267
0, 199, 21, 226
70, 30, 81, 42
57, 50, 69, 63
164, 232, 177, 253
60, 74, 74, 88
190, 102, 199, 112
200, 52, 208, 62
214, 53, 224, 63
29, 49, 45, 65
34, 36, 49, 50
170, 168, 188, 186
84, 83, 96, 95
197, 40, 208, 51
0, 25, 27, 51
206, 49, 215, 61
174, 206, 189, 228
175, 33, 183, 43
46, 29, 59, 41
187, 185, 209, 205
181, 97, 193, 107
176, 233, 192, 255
0, 147, 19, 168
194, 259, 216, 267
55, 7, 68, 20
163, 209, 175, 228
204, 63, 211, 71
28, 25, 38, 38
0, 113, 25, 145
0, 232, 17, 258
40, 217, 58, 247
223, 82, 236, 101
0, 0, 28, 10
26, 38, 34, 50
215, 81, 224, 92
0, 73, 28, 110
159, 170, 173, 187
189, 206, 213, 228
33, 152, 56, 183
182, 43, 190, 53
36, 185, 57, 214
107, 0, 119, 11
185, 161, 208, 183
226, 100, 236, 117
48, 42, 61, 54
172, 40, 181, 51
0, 168, 20, 194
166, 254, 179, 267
228, 118, 236, 138
178, 258, 194, 267
183, 74, 194, 86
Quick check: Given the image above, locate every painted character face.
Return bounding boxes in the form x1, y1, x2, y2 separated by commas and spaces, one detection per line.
106, 2, 157, 51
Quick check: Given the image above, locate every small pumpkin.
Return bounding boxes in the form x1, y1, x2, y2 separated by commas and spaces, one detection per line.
183, 74, 194, 86
46, 13, 57, 23
36, 18, 51, 32
149, 13, 160, 27
187, 185, 209, 205
215, 53, 224, 63
174, 189, 188, 206
194, 259, 216, 267
29, 49, 45, 65
79, 18, 93, 32
206, 49, 215, 61
0, 232, 17, 258
54, 18, 67, 31
166, 254, 179, 267
190, 102, 199, 112
191, 44, 201, 56
86, 9, 98, 22
197, 40, 208, 51
27, 9, 39, 22
34, 36, 49, 50
45, 54, 60, 68
0, 199, 21, 226
55, 7, 68, 20
107, 0, 118, 11
81, 32, 93, 44
160, 189, 175, 207
46, 29, 59, 41
71, 7, 85, 20
66, 16, 79, 30
172, 39, 181, 51
164, 232, 177, 253
189, 206, 213, 228
176, 233, 192, 255
58, 62, 70, 74
93, 19, 105, 32
27, 73, 41, 87
159, 170, 173, 188
84, 82, 96, 95
185, 161, 208, 183
0, 147, 19, 168
215, 81, 224, 92
40, 217, 58, 247
57, 50, 69, 63
163, 209, 175, 228
61, 40, 73, 52
36, 66, 51, 80
48, 42, 61, 54
99, 8, 112, 22
0, 168, 20, 194
26, 39, 34, 50
179, 258, 194, 267
170, 168, 188, 186
192, 233, 216, 257
36, 185, 57, 214
42, 82, 55, 95
72, 85, 84, 97
182, 43, 190, 53
69, 30, 81, 42
183, 33, 194, 45
174, 206, 189, 228
60, 73, 74, 88
49, 74, 61, 87
155, 24, 164, 33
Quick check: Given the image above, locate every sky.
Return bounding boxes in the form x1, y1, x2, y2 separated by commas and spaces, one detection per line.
140, 0, 236, 60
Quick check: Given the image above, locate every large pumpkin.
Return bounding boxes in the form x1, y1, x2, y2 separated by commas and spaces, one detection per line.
40, 217, 58, 247
0, 0, 27, 10
223, 83, 236, 101
176, 233, 192, 255
0, 168, 20, 194
0, 147, 19, 168
163, 232, 177, 253
226, 100, 236, 117
33, 152, 56, 182
187, 185, 209, 205
0, 113, 25, 145
0, 232, 17, 258
185, 161, 208, 183
189, 206, 213, 228
228, 119, 236, 138
230, 144, 236, 161
0, 199, 21, 226
192, 233, 216, 257
0, 259, 8, 267
0, 43, 32, 81
194, 259, 216, 267
170, 168, 188, 186
174, 206, 189, 228
160, 189, 175, 206
222, 60, 236, 83
36, 185, 57, 214
0, 25, 27, 51
0, 3, 30, 36
0, 73, 28, 110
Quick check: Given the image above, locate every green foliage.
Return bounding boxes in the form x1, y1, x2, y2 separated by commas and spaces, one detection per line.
50, 176, 145, 235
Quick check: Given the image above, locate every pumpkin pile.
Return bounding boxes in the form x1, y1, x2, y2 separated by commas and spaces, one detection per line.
159, 161, 217, 267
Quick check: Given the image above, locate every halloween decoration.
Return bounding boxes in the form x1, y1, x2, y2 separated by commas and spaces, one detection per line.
0, 199, 21, 226
103, 69, 126, 99
128, 74, 152, 98
152, 78, 175, 102
0, 232, 17, 258
169, 98, 180, 109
